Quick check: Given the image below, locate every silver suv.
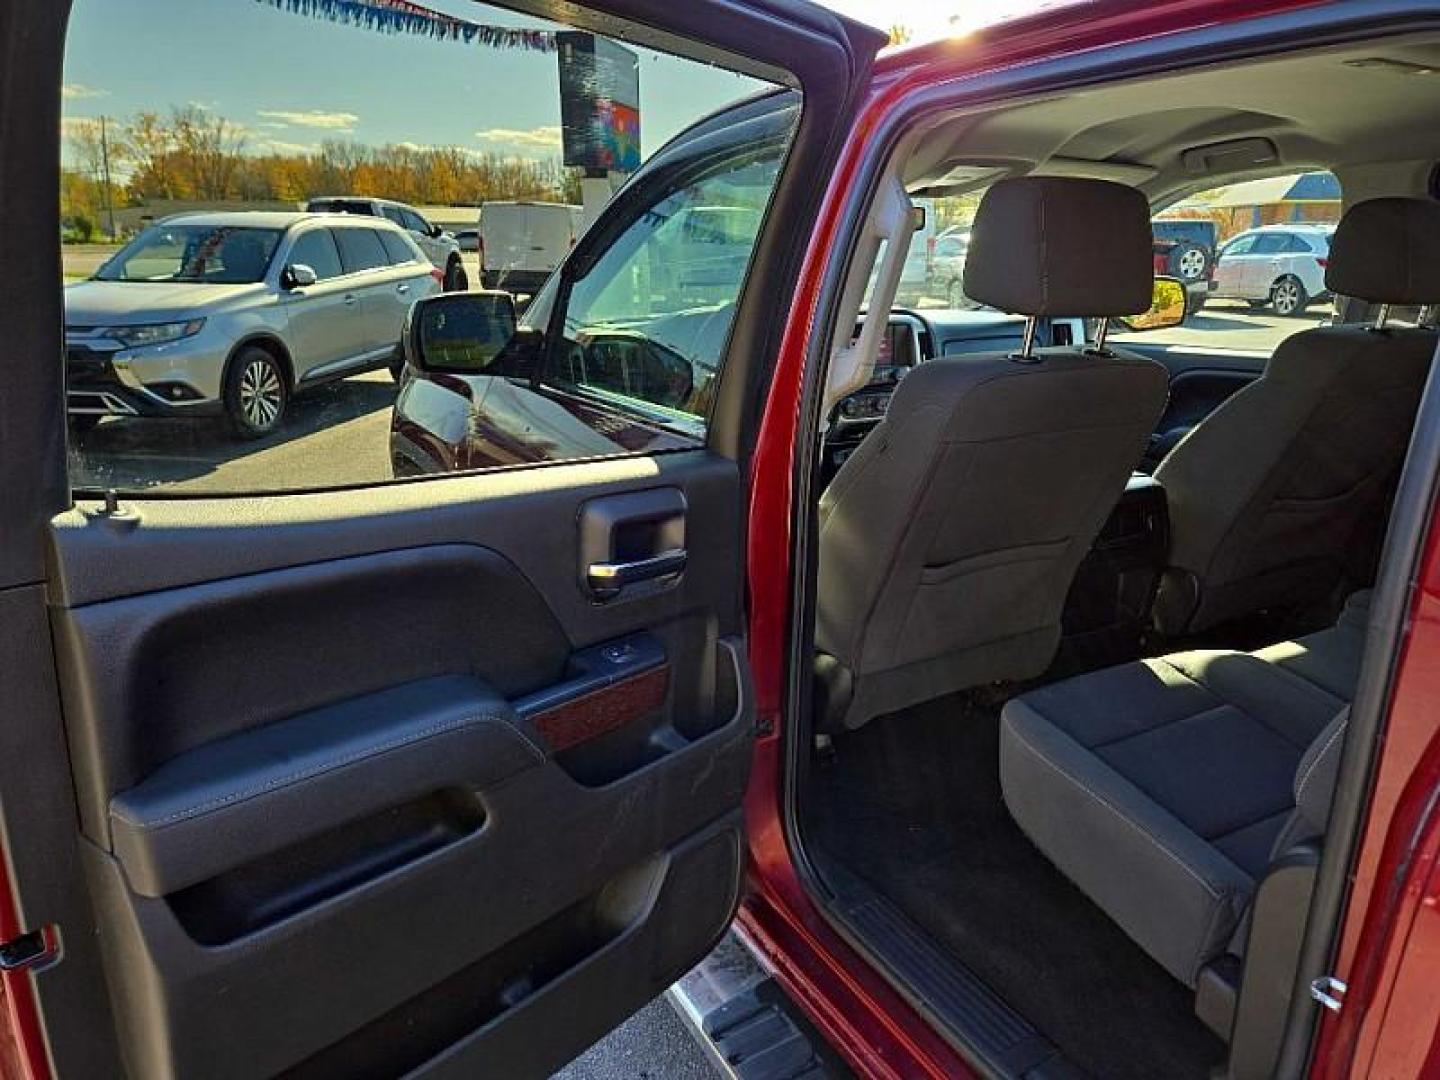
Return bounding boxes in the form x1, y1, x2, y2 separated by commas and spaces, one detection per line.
1209, 222, 1334, 316
305, 196, 467, 291
64, 212, 441, 438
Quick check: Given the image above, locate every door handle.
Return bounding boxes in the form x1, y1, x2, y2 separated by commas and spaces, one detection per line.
343, 294, 358, 306
587, 549, 687, 601
397, 283, 410, 294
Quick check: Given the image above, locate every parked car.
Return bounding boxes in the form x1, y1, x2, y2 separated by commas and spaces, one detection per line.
1152, 217, 1218, 282
1209, 221, 1335, 315
304, 195, 468, 291
926, 227, 972, 307
477, 200, 581, 294
13, 4, 1440, 1080
64, 211, 441, 437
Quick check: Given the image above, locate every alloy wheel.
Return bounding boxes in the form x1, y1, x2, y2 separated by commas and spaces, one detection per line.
1178, 248, 1206, 280
239, 357, 283, 430
1273, 279, 1301, 316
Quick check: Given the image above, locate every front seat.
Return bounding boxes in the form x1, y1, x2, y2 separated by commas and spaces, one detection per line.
815, 177, 1169, 731
1153, 197, 1440, 636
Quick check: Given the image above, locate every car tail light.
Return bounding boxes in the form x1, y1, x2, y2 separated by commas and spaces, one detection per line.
1316, 257, 1329, 268
430, 266, 445, 285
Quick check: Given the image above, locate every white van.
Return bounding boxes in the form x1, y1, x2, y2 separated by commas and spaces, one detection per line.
477, 201, 582, 294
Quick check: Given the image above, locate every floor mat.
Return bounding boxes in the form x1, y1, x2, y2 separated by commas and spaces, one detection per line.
805, 690, 1227, 1080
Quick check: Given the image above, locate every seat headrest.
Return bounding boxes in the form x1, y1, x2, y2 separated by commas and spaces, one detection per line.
1326, 197, 1440, 305
963, 177, 1153, 318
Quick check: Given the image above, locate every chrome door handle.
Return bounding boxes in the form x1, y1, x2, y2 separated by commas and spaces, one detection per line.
343, 294, 358, 306
586, 549, 687, 600
397, 283, 410, 294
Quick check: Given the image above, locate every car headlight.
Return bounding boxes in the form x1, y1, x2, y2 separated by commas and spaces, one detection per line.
103, 319, 206, 348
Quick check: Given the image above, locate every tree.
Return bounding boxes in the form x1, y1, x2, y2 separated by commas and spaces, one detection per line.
126, 111, 177, 200
170, 104, 247, 200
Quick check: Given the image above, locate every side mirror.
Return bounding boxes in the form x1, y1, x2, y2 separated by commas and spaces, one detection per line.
428, 223, 444, 239
283, 263, 318, 289
1118, 276, 1187, 332
402, 291, 540, 376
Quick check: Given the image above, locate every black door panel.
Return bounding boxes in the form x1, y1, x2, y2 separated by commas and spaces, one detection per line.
47, 452, 753, 1079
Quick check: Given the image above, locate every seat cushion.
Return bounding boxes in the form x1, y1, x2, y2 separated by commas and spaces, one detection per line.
999, 645, 1349, 986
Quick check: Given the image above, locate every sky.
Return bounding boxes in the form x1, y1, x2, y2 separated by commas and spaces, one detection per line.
61, 0, 1059, 170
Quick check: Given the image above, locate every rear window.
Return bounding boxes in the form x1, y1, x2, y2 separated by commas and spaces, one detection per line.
334, 228, 389, 273
310, 199, 376, 217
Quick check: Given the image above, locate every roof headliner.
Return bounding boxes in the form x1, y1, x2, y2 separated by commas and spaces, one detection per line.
904, 33, 1440, 207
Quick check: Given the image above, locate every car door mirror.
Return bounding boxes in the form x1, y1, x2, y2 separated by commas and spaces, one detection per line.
1117, 276, 1187, 332
403, 291, 540, 376
283, 263, 318, 289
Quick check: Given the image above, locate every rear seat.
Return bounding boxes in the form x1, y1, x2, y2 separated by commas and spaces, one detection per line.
998, 592, 1367, 986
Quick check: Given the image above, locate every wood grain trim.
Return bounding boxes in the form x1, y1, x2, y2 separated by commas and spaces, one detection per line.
530, 665, 670, 753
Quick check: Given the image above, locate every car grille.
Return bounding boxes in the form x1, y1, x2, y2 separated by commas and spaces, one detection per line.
66, 346, 116, 380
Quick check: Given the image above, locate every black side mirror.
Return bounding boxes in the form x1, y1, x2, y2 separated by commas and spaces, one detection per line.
282, 263, 318, 289
403, 291, 540, 376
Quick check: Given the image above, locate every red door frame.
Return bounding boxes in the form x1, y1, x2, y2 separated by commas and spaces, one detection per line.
738, 2, 1440, 1076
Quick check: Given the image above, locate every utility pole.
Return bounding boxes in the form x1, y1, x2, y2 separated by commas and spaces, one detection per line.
99, 114, 116, 239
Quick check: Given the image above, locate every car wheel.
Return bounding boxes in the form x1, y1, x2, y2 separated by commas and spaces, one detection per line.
1270, 275, 1308, 317
444, 258, 469, 292
1169, 242, 1211, 282
389, 345, 405, 384
224, 346, 288, 439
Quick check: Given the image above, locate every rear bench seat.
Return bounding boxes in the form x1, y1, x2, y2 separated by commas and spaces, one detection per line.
998, 592, 1366, 987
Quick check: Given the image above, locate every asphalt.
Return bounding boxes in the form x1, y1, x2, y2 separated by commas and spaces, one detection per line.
553, 997, 719, 1080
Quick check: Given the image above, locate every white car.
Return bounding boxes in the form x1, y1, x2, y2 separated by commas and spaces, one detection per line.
305, 196, 468, 291
478, 201, 582, 294
1208, 222, 1334, 316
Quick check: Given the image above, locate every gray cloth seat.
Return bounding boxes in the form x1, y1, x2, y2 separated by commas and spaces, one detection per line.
1153, 198, 1440, 635
816, 177, 1169, 730
999, 593, 1367, 986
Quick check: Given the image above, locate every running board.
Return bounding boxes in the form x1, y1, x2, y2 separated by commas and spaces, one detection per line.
819, 857, 1089, 1079
668, 933, 843, 1079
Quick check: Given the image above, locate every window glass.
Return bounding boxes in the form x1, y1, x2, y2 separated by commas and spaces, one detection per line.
377, 230, 418, 266
549, 145, 786, 422
1109, 172, 1341, 353
333, 228, 390, 273
287, 229, 344, 281
96, 224, 281, 284
62, 0, 783, 494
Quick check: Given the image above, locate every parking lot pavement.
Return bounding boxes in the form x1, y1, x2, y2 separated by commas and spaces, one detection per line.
552, 997, 718, 1080
1115, 298, 1323, 352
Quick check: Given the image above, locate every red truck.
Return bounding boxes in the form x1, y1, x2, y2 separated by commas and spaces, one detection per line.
5, 1, 1440, 1078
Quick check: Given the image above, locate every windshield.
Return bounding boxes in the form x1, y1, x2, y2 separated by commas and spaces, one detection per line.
96, 224, 283, 284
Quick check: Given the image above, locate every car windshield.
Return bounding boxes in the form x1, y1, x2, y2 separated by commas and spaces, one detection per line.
95, 224, 282, 284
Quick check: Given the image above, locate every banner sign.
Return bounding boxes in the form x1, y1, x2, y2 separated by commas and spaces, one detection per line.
256, 0, 557, 52
557, 32, 641, 173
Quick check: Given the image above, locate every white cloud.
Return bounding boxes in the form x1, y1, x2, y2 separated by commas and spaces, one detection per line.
257, 108, 360, 132
474, 125, 562, 153
62, 83, 109, 100
254, 137, 319, 156
61, 116, 103, 138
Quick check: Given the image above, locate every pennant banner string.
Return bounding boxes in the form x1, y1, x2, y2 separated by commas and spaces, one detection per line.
255, 0, 557, 52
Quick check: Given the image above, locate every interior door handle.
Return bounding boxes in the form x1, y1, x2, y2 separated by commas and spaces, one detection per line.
587, 549, 687, 600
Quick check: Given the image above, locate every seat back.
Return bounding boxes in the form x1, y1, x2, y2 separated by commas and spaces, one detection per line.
1155, 198, 1440, 634
816, 178, 1169, 729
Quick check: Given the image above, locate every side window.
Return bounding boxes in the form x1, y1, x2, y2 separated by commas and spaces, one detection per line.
1222, 234, 1257, 256
1250, 233, 1290, 255
62, 0, 784, 494
377, 230, 418, 266
287, 229, 344, 281
548, 146, 785, 422
334, 228, 389, 274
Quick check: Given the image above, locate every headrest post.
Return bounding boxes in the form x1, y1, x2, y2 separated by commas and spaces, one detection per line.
1010, 316, 1040, 363
1094, 317, 1110, 353
1372, 304, 1392, 332
1419, 305, 1436, 329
